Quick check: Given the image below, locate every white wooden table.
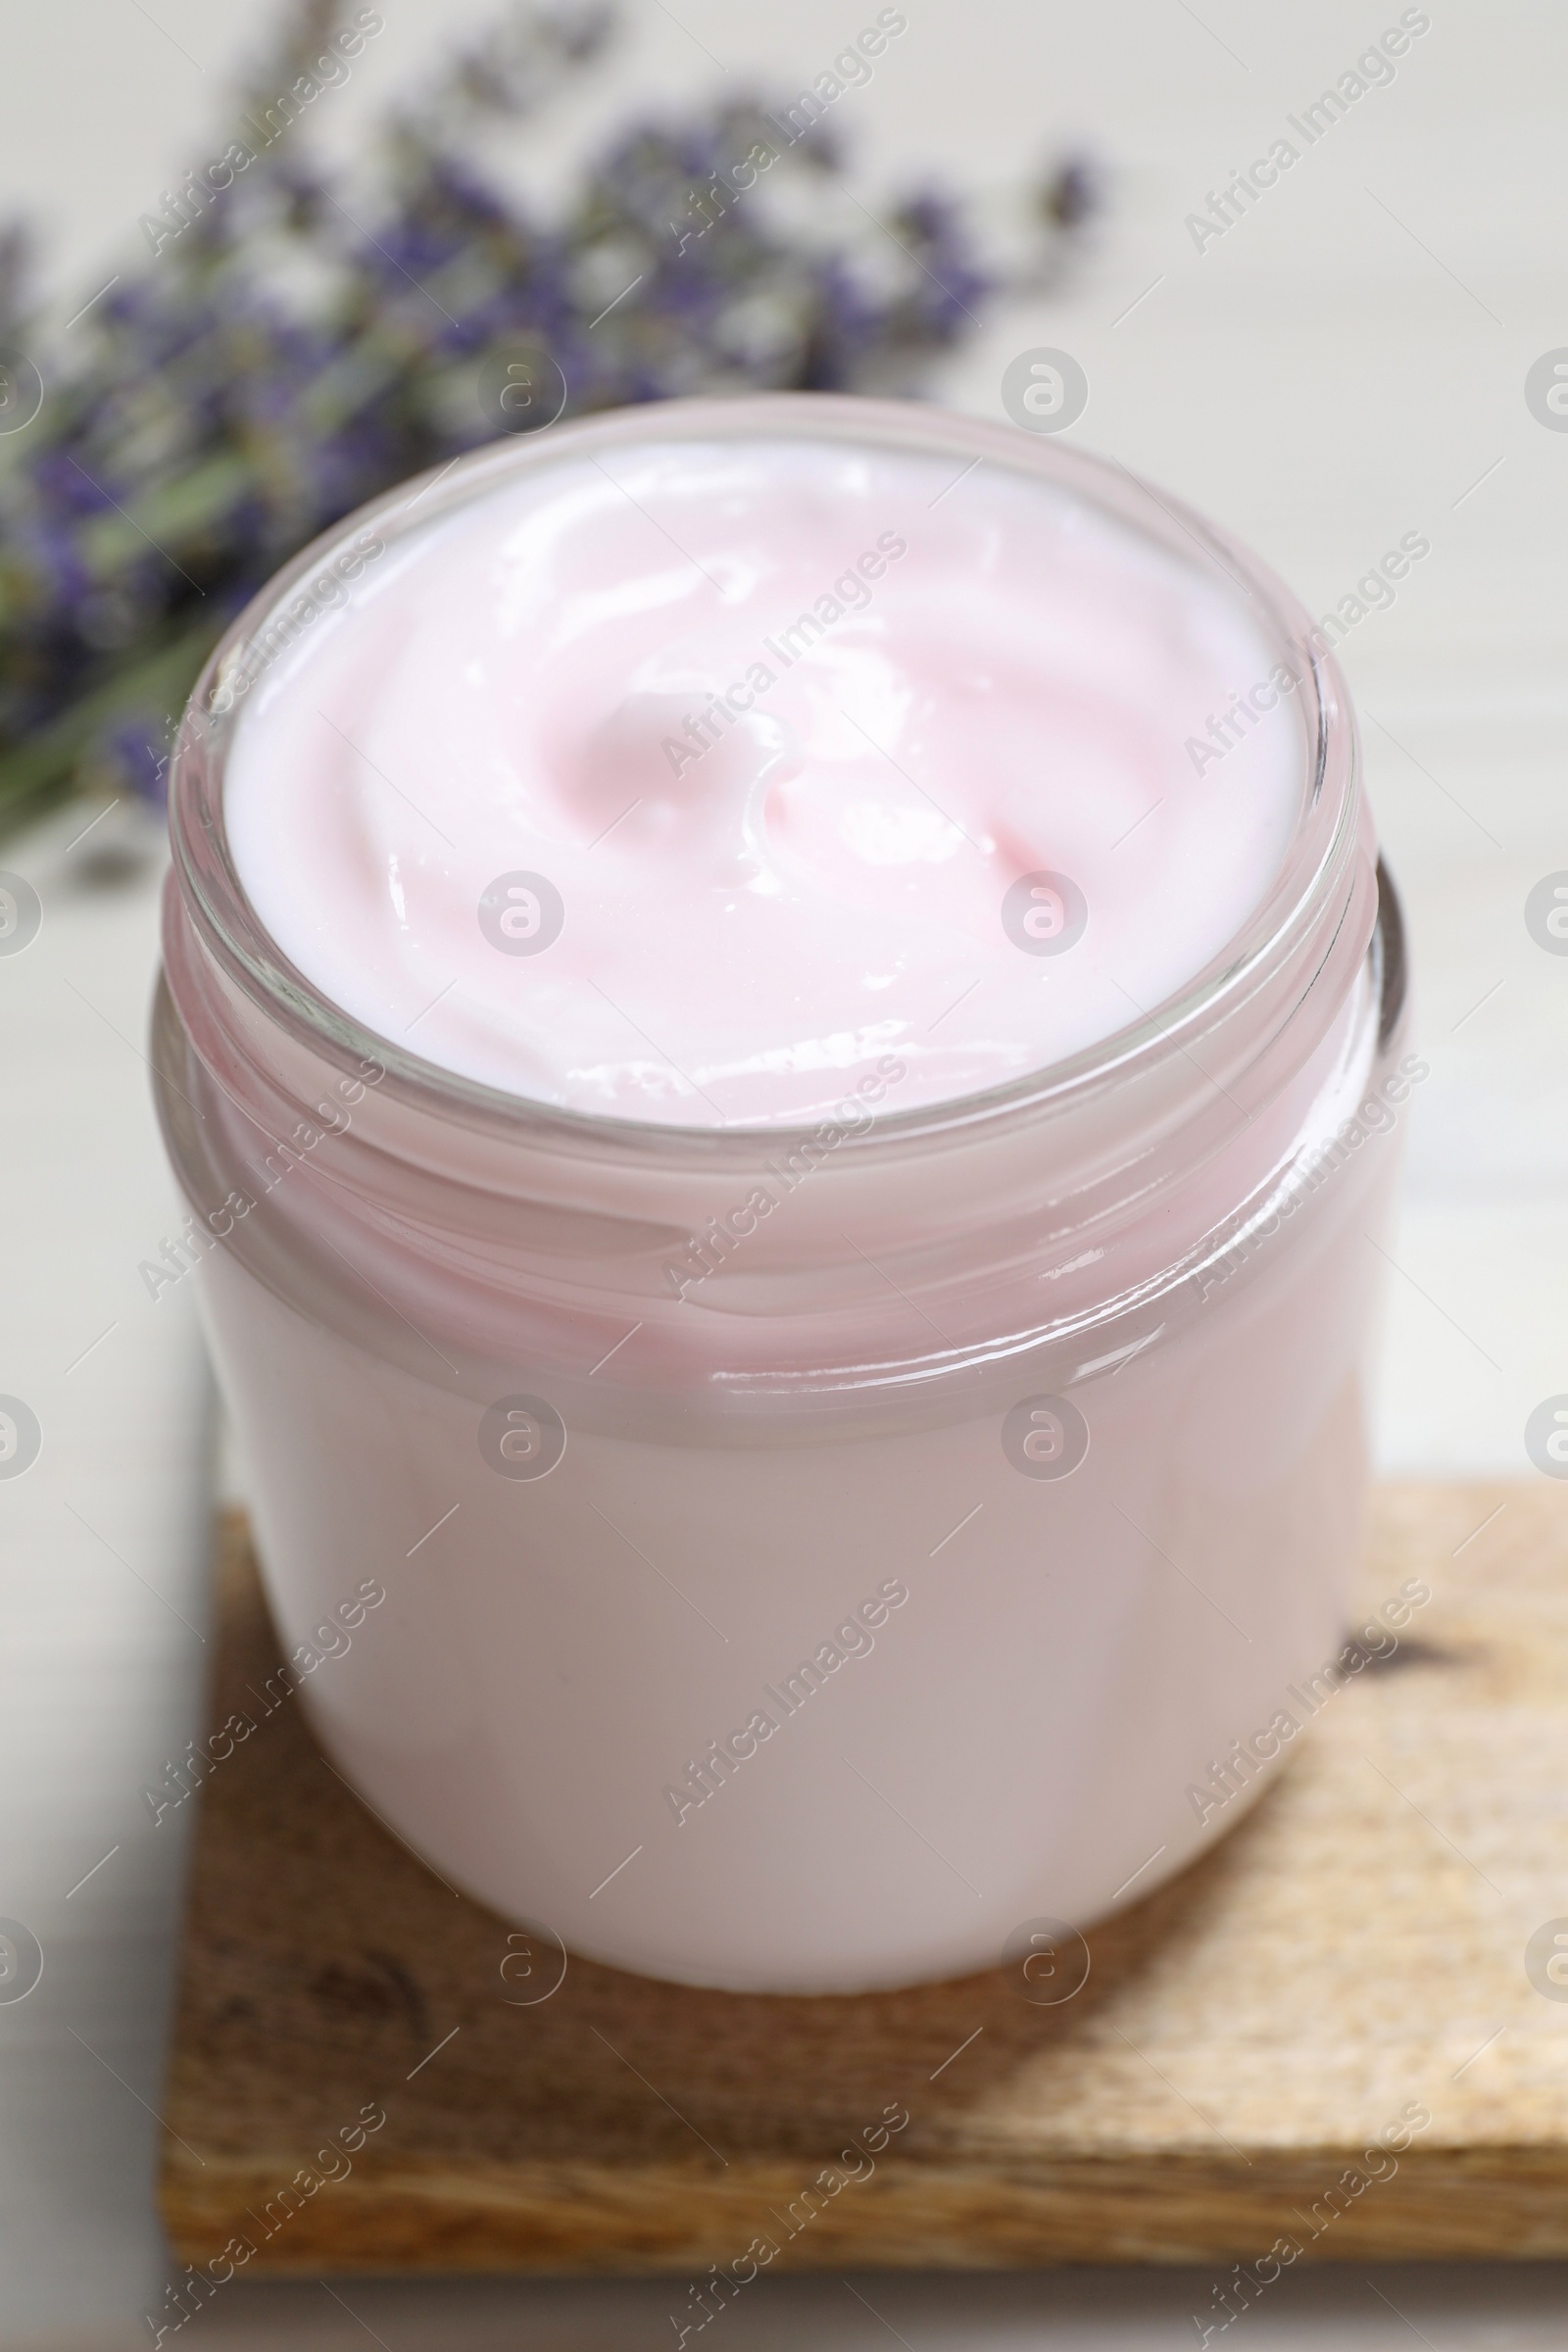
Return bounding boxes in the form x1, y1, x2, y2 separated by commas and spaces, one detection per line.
2, 0, 1566, 2341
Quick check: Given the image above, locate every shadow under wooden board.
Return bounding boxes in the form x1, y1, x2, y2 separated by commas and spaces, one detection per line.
160, 1483, 1568, 2276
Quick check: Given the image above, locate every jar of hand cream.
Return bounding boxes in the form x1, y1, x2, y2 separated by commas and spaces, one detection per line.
155, 394, 1410, 1994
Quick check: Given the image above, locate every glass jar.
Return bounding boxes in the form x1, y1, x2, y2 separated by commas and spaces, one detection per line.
154, 395, 1409, 1994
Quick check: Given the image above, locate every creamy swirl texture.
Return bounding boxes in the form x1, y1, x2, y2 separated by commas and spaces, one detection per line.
224, 432, 1302, 1126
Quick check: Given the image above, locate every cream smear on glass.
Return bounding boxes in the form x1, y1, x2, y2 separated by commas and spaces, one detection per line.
222, 434, 1301, 1124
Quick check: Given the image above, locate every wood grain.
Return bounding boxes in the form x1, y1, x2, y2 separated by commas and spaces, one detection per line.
160, 1483, 1568, 2273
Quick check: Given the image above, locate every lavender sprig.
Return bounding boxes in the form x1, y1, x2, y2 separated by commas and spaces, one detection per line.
0, 0, 1094, 836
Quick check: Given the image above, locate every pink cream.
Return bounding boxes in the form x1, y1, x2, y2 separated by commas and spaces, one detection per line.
157, 398, 1404, 1993
222, 435, 1302, 1127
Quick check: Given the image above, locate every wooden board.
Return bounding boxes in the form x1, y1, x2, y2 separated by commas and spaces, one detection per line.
160, 1483, 1568, 2275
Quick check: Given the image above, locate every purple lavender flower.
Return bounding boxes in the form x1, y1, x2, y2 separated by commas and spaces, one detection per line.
0, 0, 1095, 837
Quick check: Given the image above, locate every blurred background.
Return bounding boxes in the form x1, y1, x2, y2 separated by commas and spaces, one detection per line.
1, 0, 1565, 2342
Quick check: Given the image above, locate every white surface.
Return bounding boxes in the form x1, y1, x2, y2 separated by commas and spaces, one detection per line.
1, 0, 1566, 2341
0, 808, 212, 2341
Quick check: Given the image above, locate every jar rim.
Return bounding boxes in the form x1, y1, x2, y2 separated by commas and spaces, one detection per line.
167, 391, 1360, 1168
